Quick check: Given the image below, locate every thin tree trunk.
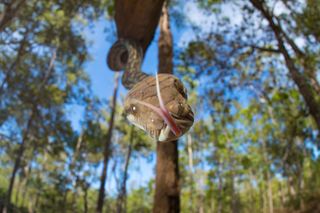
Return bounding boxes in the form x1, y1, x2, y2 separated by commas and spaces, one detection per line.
267, 170, 274, 213
0, 0, 26, 32
96, 73, 120, 213
153, 2, 180, 213
0, 28, 28, 96
279, 182, 285, 207
298, 140, 307, 210
249, 171, 257, 212
187, 134, 195, 212
230, 156, 238, 213
116, 126, 134, 213
217, 160, 223, 213
14, 176, 21, 205
249, 0, 320, 131
83, 183, 89, 213
18, 164, 31, 207
3, 109, 34, 213
261, 139, 273, 213
70, 132, 84, 210
263, 184, 267, 213
2, 51, 56, 213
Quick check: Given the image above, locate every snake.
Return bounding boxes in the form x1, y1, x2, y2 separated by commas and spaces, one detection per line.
107, 39, 194, 142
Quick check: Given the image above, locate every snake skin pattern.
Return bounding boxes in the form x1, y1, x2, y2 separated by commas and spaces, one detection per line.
107, 39, 149, 89
107, 39, 194, 142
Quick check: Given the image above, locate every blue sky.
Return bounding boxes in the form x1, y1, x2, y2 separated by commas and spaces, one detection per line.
69, 1, 256, 192
70, 1, 320, 193
73, 15, 185, 191
72, 2, 212, 190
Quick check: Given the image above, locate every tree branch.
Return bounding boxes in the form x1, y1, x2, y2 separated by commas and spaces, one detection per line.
250, 45, 281, 54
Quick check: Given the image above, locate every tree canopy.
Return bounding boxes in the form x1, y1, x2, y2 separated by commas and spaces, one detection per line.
0, 0, 319, 212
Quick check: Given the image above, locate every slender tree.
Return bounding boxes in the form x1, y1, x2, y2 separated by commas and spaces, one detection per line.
3, 51, 56, 212
116, 126, 134, 213
154, 1, 180, 212
96, 73, 120, 213
248, 0, 320, 132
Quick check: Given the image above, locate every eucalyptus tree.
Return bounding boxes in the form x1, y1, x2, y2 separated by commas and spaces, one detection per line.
114, 116, 152, 212
0, 0, 111, 210
176, 0, 319, 211
184, 0, 320, 132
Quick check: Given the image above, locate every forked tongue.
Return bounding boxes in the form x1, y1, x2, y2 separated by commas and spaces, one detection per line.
132, 74, 181, 136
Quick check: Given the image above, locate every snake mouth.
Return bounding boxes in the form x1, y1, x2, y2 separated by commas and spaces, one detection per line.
127, 110, 192, 142
131, 98, 182, 137
125, 74, 193, 142
131, 74, 183, 139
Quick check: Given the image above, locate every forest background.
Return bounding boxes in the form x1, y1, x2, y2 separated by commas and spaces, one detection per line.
0, 0, 319, 212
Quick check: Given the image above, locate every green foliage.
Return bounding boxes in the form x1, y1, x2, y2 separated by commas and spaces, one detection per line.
1, 0, 320, 212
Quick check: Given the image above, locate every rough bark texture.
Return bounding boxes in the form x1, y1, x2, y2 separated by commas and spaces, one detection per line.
96, 74, 119, 213
114, 0, 165, 53
153, 3, 180, 213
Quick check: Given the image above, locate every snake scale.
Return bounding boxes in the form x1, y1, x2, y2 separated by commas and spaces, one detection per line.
107, 39, 194, 142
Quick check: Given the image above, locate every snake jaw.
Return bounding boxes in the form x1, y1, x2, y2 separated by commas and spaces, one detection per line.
159, 125, 173, 142
155, 74, 182, 137
131, 98, 182, 138
124, 74, 194, 142
129, 74, 182, 140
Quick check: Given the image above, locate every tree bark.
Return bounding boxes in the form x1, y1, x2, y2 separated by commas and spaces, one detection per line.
153, 3, 180, 213
96, 73, 120, 213
249, 0, 320, 131
114, 0, 165, 53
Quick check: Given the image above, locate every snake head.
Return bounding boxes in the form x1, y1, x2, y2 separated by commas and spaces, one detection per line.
124, 74, 194, 142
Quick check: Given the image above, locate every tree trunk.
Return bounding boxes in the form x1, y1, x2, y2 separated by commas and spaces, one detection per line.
18, 164, 31, 207
116, 126, 134, 213
114, 0, 165, 53
266, 170, 274, 213
153, 3, 180, 213
261, 139, 273, 213
83, 184, 89, 213
249, 171, 257, 212
70, 132, 84, 210
2, 51, 56, 213
187, 134, 195, 212
0, 0, 26, 32
217, 160, 223, 213
3, 109, 34, 213
96, 73, 120, 213
249, 0, 320, 131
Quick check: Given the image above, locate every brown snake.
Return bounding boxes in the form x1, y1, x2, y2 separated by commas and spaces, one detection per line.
107, 39, 194, 142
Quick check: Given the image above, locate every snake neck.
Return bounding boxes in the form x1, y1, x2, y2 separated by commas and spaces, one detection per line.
122, 68, 149, 90
107, 39, 149, 90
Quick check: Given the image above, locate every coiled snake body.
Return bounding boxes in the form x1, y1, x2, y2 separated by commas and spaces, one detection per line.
107, 39, 194, 142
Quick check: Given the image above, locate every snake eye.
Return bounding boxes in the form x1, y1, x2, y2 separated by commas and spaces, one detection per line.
129, 104, 138, 115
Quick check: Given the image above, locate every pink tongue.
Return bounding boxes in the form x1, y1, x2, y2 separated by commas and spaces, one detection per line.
132, 99, 182, 136
131, 74, 182, 137
155, 74, 181, 136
